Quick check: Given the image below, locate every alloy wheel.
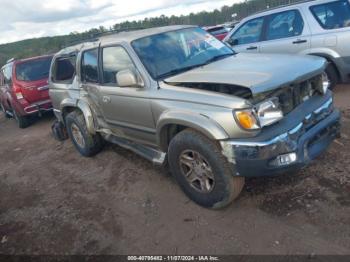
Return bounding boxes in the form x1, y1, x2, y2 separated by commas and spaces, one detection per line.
179, 150, 215, 193
71, 123, 85, 148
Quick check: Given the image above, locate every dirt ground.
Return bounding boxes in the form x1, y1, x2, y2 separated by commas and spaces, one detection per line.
0, 86, 349, 256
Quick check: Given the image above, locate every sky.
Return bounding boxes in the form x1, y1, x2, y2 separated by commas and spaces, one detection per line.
0, 0, 242, 44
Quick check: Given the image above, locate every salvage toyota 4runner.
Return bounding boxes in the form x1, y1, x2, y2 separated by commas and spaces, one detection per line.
49, 25, 340, 209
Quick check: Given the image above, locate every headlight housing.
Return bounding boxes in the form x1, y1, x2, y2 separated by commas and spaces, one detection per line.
320, 72, 330, 94
234, 97, 283, 130
255, 97, 284, 127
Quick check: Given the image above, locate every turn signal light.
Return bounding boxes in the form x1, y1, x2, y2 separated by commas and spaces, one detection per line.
235, 111, 259, 130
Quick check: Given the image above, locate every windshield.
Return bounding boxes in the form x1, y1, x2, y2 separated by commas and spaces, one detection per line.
132, 27, 234, 80
16, 57, 52, 82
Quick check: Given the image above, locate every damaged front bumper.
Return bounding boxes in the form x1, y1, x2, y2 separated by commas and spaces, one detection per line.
221, 92, 340, 177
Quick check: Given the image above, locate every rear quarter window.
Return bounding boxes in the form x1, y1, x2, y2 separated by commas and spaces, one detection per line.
310, 0, 350, 29
52, 55, 76, 83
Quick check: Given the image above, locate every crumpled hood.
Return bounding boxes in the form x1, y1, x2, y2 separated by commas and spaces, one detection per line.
165, 53, 327, 95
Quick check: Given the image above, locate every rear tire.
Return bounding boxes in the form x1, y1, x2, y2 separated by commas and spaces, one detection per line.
13, 109, 31, 128
168, 129, 245, 209
0, 102, 12, 119
325, 63, 339, 89
65, 110, 104, 157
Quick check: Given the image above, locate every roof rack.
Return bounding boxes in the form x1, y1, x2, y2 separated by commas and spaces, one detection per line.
63, 27, 146, 49
62, 37, 99, 49
252, 0, 316, 15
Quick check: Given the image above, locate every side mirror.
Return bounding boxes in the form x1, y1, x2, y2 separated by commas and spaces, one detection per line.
227, 38, 239, 46
116, 69, 143, 88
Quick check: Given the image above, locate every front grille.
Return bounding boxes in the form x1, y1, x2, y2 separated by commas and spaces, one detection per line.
275, 75, 323, 115
308, 121, 340, 148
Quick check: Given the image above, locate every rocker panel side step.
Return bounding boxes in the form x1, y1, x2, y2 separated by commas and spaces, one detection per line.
103, 134, 166, 166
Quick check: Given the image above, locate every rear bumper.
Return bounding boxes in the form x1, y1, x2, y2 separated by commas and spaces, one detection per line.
23, 99, 52, 114
221, 94, 340, 177
13, 98, 52, 116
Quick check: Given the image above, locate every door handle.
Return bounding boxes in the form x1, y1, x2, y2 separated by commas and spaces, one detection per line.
102, 96, 111, 103
246, 46, 258, 50
293, 39, 307, 44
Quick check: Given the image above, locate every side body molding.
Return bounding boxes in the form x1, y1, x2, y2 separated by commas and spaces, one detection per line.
156, 110, 229, 151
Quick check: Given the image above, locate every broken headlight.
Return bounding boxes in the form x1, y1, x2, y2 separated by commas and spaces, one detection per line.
234, 97, 283, 130
320, 72, 330, 94
255, 97, 283, 127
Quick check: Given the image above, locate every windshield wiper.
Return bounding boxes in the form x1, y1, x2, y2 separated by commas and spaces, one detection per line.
203, 53, 234, 65
157, 64, 204, 80
157, 53, 234, 80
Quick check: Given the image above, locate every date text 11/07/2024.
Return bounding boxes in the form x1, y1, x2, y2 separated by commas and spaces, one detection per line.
127, 256, 220, 261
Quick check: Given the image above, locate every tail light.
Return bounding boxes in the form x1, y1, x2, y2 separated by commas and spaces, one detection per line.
13, 84, 24, 100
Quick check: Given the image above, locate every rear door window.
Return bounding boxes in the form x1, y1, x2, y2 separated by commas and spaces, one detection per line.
266, 10, 304, 40
310, 0, 350, 29
81, 48, 99, 83
231, 17, 264, 45
16, 57, 52, 82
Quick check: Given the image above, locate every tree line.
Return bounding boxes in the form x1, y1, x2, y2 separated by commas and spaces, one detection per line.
0, 0, 304, 67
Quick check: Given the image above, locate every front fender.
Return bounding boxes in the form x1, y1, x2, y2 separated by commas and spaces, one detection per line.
156, 110, 229, 151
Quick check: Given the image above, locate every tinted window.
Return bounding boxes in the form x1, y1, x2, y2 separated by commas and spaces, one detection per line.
102, 46, 135, 84
310, 0, 350, 29
16, 57, 52, 82
231, 17, 264, 45
53, 56, 76, 82
266, 10, 304, 40
81, 49, 99, 83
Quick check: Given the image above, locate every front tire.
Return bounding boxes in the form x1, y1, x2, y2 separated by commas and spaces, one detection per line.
168, 129, 244, 209
65, 111, 104, 157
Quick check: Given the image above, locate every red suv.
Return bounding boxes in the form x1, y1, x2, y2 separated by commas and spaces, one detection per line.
0, 55, 53, 128
204, 25, 230, 41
